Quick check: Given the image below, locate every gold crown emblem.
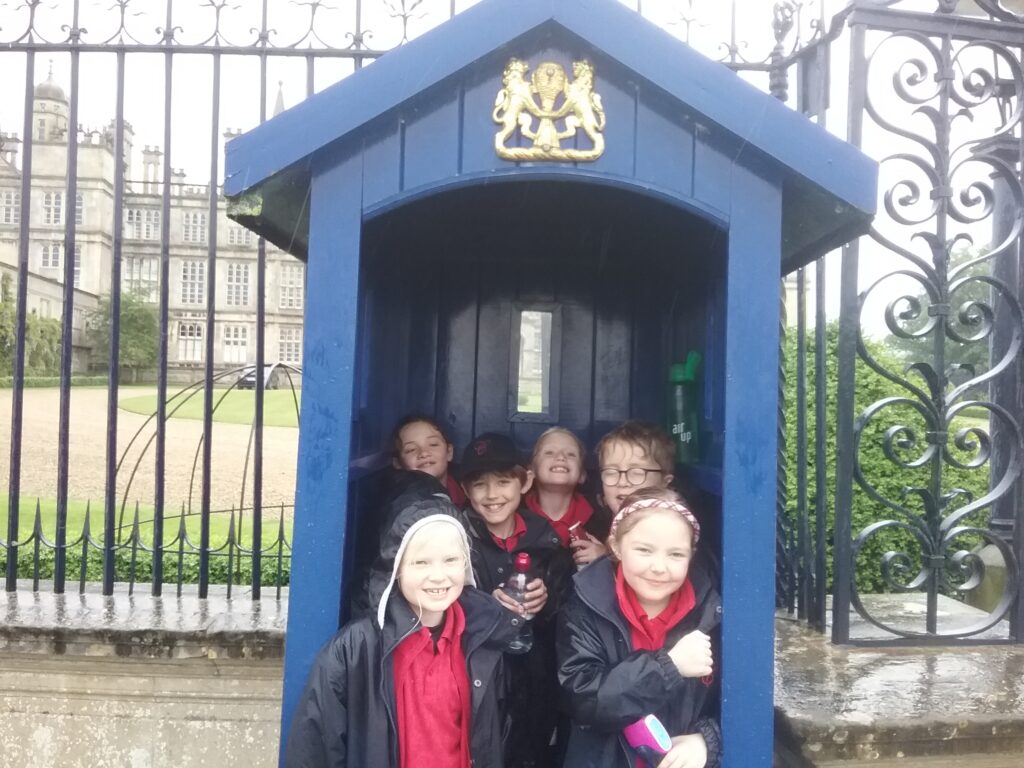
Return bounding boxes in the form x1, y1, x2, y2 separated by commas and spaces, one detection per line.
492, 58, 606, 162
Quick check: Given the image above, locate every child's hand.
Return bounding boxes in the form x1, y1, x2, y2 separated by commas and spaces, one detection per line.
667, 630, 713, 678
570, 534, 607, 566
492, 580, 547, 616
656, 733, 707, 768
492, 588, 527, 616
522, 578, 548, 615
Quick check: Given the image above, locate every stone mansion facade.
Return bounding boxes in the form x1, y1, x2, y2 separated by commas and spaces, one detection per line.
0, 73, 305, 379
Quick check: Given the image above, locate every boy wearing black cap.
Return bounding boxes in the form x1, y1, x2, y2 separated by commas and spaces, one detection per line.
459, 432, 574, 768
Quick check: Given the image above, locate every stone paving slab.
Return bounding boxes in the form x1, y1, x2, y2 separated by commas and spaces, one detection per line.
775, 607, 1024, 764
814, 756, 1023, 768
0, 586, 288, 659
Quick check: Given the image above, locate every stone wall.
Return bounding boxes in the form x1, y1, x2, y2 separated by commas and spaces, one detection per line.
0, 590, 286, 768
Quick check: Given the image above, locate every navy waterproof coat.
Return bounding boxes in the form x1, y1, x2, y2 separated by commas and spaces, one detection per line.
557, 556, 723, 768
284, 497, 520, 768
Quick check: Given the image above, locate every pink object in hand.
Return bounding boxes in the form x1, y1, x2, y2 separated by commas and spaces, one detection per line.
623, 714, 672, 766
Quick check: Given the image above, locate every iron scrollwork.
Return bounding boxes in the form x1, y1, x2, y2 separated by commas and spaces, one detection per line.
850, 26, 1024, 639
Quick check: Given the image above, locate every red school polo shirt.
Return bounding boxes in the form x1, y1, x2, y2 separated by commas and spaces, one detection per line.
489, 512, 527, 551
525, 491, 594, 546
392, 602, 471, 768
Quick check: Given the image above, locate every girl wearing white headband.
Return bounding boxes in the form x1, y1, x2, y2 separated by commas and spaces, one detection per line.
557, 487, 723, 768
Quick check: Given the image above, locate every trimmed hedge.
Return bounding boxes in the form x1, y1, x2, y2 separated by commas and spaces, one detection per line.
0, 544, 290, 588
0, 375, 110, 388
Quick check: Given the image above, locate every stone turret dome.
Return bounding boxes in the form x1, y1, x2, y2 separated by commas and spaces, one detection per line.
35, 66, 67, 103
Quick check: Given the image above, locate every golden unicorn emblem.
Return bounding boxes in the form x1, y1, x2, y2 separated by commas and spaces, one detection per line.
492, 58, 606, 162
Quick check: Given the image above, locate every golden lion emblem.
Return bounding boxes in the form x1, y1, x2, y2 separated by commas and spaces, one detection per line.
492, 58, 606, 162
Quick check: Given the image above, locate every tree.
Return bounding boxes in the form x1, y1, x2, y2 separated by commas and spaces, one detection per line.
0, 273, 15, 373
0, 272, 63, 377
90, 290, 159, 383
25, 311, 61, 374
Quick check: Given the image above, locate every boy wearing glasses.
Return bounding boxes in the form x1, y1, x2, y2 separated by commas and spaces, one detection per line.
571, 421, 676, 566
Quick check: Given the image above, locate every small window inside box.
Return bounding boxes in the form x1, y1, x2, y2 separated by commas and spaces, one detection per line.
509, 304, 561, 423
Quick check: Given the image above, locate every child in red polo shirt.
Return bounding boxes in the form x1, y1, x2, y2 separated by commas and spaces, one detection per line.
459, 433, 574, 768
391, 414, 467, 507
286, 497, 518, 768
526, 427, 609, 568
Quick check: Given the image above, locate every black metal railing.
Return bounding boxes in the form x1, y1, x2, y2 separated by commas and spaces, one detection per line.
1, 497, 291, 598
1, 0, 1021, 645
777, 0, 1024, 645
1, 363, 298, 595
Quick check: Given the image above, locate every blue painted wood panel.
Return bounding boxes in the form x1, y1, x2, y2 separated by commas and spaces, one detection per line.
473, 260, 516, 435
436, 257, 480, 449
280, 150, 364, 758
361, 121, 402, 215
402, 90, 461, 193
703, 269, 727, 466
406, 268, 441, 415
376, 288, 413, 435
460, 66, 503, 177
636, 97, 694, 199
629, 287, 667, 423
358, 42, 709, 217
693, 125, 734, 218
552, 266, 595, 436
720, 169, 782, 767
582, 56, 637, 179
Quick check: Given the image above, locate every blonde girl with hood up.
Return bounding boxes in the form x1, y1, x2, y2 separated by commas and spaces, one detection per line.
285, 496, 521, 768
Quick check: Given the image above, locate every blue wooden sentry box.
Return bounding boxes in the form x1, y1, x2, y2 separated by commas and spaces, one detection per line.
225, 0, 876, 763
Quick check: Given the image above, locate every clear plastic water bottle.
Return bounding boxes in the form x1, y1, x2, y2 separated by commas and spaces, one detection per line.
568, 522, 584, 546
501, 552, 534, 653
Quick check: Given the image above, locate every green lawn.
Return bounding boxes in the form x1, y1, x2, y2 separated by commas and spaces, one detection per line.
0, 496, 290, 547
119, 388, 301, 428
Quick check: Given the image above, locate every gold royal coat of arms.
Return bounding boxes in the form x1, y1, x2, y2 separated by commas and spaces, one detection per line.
492, 58, 606, 162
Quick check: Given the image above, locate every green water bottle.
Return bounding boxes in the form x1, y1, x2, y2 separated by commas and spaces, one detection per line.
667, 352, 701, 464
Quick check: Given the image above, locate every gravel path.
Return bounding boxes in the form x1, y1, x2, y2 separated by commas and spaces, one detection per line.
0, 387, 298, 516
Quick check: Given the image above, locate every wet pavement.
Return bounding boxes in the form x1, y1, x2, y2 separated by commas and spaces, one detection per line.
0, 586, 287, 659
775, 596, 1024, 763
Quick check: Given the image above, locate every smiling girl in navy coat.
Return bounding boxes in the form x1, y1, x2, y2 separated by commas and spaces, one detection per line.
557, 487, 722, 768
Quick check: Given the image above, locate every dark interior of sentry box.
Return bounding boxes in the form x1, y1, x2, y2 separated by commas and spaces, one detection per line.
344, 180, 728, 606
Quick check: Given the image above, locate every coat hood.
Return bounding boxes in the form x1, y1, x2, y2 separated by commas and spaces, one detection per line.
378, 469, 450, 525
370, 496, 476, 629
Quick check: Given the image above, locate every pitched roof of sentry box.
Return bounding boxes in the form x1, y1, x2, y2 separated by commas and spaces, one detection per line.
225, 0, 876, 267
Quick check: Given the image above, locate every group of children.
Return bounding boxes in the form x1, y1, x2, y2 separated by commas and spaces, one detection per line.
286, 418, 722, 768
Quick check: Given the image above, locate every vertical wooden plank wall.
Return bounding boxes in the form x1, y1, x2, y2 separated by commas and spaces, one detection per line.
720, 166, 782, 767
279, 151, 364, 756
